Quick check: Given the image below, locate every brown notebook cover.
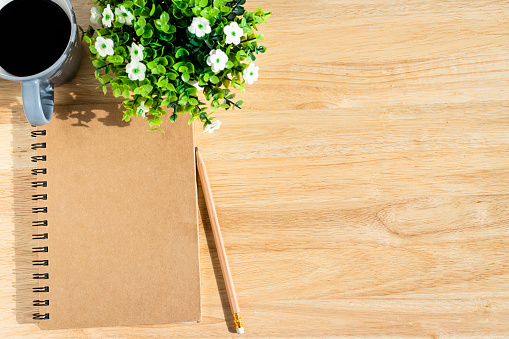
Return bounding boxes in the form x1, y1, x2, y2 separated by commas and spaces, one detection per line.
33, 104, 201, 329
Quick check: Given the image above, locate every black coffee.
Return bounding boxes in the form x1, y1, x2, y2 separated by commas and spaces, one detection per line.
0, 0, 71, 77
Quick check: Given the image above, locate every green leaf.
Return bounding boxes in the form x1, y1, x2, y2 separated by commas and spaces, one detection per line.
160, 11, 169, 22
209, 7, 219, 16
157, 76, 168, 87
156, 57, 168, 66
140, 37, 153, 45
122, 86, 130, 98
159, 31, 175, 42
185, 62, 195, 73
148, 116, 162, 126
149, 3, 156, 15
175, 48, 190, 58
182, 72, 190, 83
148, 127, 165, 132
113, 87, 122, 98
136, 27, 144, 36
220, 6, 232, 15
199, 0, 207, 7
142, 24, 154, 38
144, 47, 155, 58
106, 55, 124, 65
167, 25, 177, 34
157, 65, 166, 73
169, 113, 178, 122
189, 98, 198, 105
167, 71, 178, 80
92, 59, 107, 68
192, 7, 201, 16
225, 61, 234, 69
173, 61, 185, 71
114, 46, 127, 58
141, 84, 153, 96
138, 17, 146, 27
102, 74, 113, 83
210, 75, 219, 84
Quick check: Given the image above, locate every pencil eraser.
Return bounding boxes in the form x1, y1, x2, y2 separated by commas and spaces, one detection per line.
236, 327, 244, 334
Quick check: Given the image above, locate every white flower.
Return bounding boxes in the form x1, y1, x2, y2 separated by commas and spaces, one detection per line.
243, 63, 259, 85
188, 17, 211, 38
206, 49, 228, 73
115, 5, 134, 25
126, 60, 146, 81
223, 22, 243, 45
90, 6, 102, 26
94, 36, 114, 57
130, 42, 144, 61
203, 120, 221, 133
102, 4, 114, 27
136, 101, 149, 118
187, 80, 203, 91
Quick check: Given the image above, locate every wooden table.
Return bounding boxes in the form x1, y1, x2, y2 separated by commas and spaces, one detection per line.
1, 0, 509, 337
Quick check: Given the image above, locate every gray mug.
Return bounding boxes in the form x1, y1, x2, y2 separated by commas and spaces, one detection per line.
0, 0, 81, 126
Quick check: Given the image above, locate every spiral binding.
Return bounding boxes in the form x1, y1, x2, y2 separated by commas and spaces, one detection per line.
31, 129, 49, 321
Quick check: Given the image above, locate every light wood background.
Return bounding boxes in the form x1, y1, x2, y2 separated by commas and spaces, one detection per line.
1, 0, 509, 337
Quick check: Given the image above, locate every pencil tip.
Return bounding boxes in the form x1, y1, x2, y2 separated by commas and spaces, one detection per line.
195, 147, 198, 152
236, 327, 244, 334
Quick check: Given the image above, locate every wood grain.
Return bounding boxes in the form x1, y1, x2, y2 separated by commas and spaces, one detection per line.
1, 0, 509, 337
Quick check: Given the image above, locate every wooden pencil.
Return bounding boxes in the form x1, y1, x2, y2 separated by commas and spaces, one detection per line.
195, 147, 244, 334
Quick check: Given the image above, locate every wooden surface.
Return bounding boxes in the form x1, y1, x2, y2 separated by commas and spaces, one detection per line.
196, 148, 242, 317
1, 0, 509, 337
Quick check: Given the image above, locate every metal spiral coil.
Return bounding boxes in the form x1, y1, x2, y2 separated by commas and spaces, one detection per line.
33, 300, 49, 306
31, 142, 46, 150
32, 129, 49, 321
32, 220, 48, 227
31, 155, 46, 162
33, 313, 49, 320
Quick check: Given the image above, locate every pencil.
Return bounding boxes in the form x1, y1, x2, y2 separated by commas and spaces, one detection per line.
195, 147, 244, 334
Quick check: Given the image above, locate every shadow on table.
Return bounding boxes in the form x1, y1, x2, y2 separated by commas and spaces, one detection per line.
10, 100, 38, 325
197, 179, 237, 334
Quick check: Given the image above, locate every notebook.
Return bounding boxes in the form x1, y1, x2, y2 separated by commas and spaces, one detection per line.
30, 104, 201, 329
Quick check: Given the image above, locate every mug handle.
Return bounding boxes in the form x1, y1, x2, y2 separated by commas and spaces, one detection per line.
21, 78, 54, 126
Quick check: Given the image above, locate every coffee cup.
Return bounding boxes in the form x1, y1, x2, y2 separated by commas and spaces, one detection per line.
0, 0, 81, 126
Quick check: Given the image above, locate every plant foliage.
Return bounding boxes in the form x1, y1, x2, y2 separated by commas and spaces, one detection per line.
81, 0, 270, 131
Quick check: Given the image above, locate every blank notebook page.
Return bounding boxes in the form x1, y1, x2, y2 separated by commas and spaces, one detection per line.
34, 104, 201, 329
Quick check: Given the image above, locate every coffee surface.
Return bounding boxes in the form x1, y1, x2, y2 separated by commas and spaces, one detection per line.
0, 0, 71, 76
